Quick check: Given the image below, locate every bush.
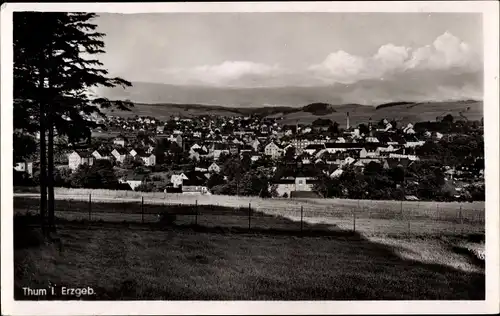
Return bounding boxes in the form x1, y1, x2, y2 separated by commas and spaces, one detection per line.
135, 183, 156, 192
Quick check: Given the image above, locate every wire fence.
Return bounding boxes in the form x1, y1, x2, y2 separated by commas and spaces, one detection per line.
14, 195, 485, 237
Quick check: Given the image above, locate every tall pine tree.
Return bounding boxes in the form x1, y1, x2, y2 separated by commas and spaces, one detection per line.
14, 12, 133, 234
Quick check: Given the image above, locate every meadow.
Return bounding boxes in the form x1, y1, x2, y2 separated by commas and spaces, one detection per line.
14, 186, 485, 237
14, 214, 485, 300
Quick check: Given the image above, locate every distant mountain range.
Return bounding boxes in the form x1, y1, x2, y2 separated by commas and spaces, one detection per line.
95, 69, 481, 108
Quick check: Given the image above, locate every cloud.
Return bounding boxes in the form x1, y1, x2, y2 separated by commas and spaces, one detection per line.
405, 32, 481, 71
309, 31, 481, 84
162, 61, 284, 87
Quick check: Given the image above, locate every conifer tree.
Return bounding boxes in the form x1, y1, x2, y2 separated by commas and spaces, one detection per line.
14, 12, 133, 234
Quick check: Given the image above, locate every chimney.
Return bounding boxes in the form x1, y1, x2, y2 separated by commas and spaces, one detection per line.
346, 112, 350, 130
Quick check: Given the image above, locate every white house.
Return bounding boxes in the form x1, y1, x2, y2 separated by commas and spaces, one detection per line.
14, 161, 34, 176
304, 144, 325, 156
68, 150, 95, 170
403, 123, 416, 134
330, 168, 344, 178
138, 153, 156, 166
341, 156, 356, 167
111, 148, 128, 163
190, 143, 201, 151
264, 142, 283, 159
113, 135, 127, 147
171, 173, 188, 188
92, 149, 111, 160
273, 168, 318, 197
119, 174, 146, 191
250, 139, 261, 152
129, 149, 139, 157
156, 125, 165, 134
208, 162, 221, 173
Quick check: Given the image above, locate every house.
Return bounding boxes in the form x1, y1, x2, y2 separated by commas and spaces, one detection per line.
210, 143, 230, 160
119, 174, 147, 191
111, 148, 128, 163
92, 149, 111, 160
403, 123, 416, 134
365, 136, 380, 143
239, 144, 254, 155
304, 144, 326, 156
383, 158, 413, 170
113, 135, 128, 147
182, 171, 209, 194
189, 147, 209, 161
359, 144, 381, 158
271, 165, 319, 197
404, 135, 425, 147
190, 143, 201, 151
67, 150, 95, 170
169, 134, 183, 149
290, 138, 311, 154
14, 161, 34, 176
208, 162, 221, 173
323, 142, 363, 154
251, 155, 261, 162
330, 168, 343, 178
264, 141, 284, 159
156, 125, 165, 134
170, 172, 188, 188
250, 139, 261, 152
340, 156, 356, 167
138, 152, 156, 166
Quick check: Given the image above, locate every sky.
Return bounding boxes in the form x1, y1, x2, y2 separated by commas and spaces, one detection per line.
93, 12, 483, 102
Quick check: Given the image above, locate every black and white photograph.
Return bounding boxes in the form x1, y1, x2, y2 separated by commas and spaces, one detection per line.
1, 1, 499, 315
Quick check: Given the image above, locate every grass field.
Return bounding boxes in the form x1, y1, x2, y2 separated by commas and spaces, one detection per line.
14, 215, 484, 300
14, 187, 485, 237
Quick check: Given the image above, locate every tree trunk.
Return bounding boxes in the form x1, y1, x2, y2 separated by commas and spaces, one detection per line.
47, 115, 55, 233
39, 72, 47, 236
47, 39, 56, 233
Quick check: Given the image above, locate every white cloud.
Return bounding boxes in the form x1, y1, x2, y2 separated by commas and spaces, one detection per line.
163, 61, 283, 86
308, 50, 367, 84
309, 31, 481, 85
406, 32, 480, 71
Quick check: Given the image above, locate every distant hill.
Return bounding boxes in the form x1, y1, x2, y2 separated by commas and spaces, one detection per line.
102, 102, 335, 119
95, 80, 483, 127
103, 99, 483, 129
302, 103, 336, 115
376, 101, 417, 110
277, 100, 483, 128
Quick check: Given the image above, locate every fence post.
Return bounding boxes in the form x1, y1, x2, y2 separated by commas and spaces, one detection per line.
300, 205, 304, 233
88, 193, 91, 221
248, 203, 251, 230
195, 200, 198, 225
353, 211, 356, 232
459, 204, 463, 234
408, 221, 411, 235
141, 196, 144, 224
400, 199, 403, 217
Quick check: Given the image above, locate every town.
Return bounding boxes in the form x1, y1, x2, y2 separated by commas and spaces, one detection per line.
14, 110, 485, 202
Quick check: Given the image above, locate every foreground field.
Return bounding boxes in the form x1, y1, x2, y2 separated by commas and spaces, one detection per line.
14, 219, 484, 300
